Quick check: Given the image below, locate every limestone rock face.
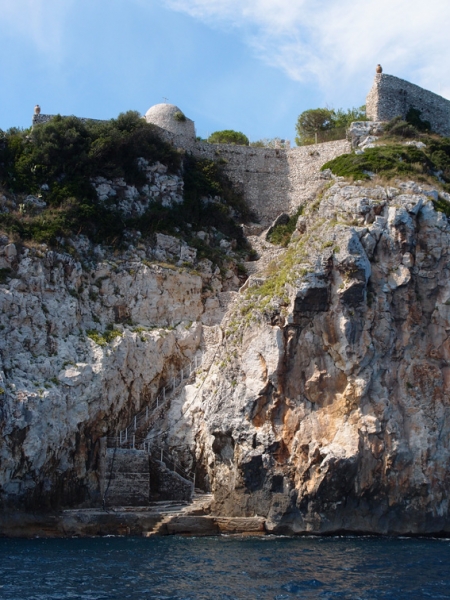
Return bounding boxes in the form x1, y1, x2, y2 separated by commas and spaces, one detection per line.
0, 242, 219, 509
160, 179, 450, 535
92, 160, 184, 216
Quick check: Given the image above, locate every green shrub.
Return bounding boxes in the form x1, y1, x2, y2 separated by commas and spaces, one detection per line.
0, 118, 252, 263
383, 116, 418, 139
173, 111, 187, 122
323, 126, 450, 189
267, 206, 304, 246
86, 327, 122, 346
433, 195, 450, 217
295, 106, 367, 146
322, 144, 432, 180
405, 107, 431, 132
0, 112, 180, 244
207, 130, 249, 146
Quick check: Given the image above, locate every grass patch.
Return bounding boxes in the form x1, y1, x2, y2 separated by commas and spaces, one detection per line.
323, 115, 450, 190
433, 194, 450, 217
267, 206, 304, 247
86, 326, 122, 347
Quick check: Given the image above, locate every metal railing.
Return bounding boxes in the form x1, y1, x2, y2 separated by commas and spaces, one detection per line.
105, 355, 201, 489
106, 354, 201, 450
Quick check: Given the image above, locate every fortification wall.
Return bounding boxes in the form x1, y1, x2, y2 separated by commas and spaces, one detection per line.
32, 114, 54, 126
32, 114, 104, 127
285, 140, 351, 214
192, 139, 351, 224
153, 125, 350, 224
366, 73, 450, 136
193, 142, 290, 223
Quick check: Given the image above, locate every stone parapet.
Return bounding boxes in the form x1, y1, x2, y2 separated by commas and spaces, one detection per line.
366, 73, 450, 135
32, 114, 54, 126
32, 113, 105, 128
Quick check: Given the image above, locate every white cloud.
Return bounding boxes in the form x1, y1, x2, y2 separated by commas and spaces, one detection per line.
163, 0, 450, 98
0, 0, 73, 60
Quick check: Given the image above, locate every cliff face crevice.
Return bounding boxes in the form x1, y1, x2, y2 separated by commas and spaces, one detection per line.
157, 179, 450, 534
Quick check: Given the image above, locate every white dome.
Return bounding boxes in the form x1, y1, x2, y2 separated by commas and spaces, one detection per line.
145, 103, 182, 120
144, 103, 196, 143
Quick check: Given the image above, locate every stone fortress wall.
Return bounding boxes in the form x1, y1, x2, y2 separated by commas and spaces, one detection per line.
151, 119, 350, 225
28, 105, 351, 226
32, 114, 54, 126
32, 113, 103, 127
195, 139, 350, 224
366, 73, 450, 136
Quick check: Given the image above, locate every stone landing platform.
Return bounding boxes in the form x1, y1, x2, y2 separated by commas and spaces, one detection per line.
0, 495, 266, 538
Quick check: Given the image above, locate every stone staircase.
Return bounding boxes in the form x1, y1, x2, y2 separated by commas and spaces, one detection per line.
102, 325, 225, 510
102, 448, 195, 509
144, 492, 213, 536
102, 447, 150, 508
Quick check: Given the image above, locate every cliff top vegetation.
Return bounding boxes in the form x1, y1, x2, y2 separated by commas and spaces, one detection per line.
0, 112, 252, 258
322, 116, 450, 209
295, 106, 367, 146
207, 130, 250, 146
320, 112, 450, 219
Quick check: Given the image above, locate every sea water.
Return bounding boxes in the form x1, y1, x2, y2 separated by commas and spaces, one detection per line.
0, 535, 449, 599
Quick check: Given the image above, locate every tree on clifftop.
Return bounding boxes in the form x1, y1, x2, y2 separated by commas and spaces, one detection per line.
207, 130, 249, 146
295, 106, 367, 146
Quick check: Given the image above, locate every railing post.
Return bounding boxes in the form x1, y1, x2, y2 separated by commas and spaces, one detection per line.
125, 429, 127, 442
134, 416, 137, 430
132, 435, 135, 449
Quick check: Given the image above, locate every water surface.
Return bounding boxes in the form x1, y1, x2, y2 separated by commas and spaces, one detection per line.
1, 536, 449, 599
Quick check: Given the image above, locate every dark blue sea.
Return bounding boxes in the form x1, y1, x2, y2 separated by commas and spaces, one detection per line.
0, 536, 449, 599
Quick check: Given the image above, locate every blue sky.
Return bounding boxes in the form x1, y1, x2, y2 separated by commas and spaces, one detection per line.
1, 0, 449, 144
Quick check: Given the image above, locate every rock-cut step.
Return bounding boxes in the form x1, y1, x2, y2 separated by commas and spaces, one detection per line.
144, 492, 213, 536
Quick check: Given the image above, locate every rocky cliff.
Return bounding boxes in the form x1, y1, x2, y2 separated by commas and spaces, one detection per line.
0, 162, 246, 510
2, 114, 450, 535
156, 176, 450, 535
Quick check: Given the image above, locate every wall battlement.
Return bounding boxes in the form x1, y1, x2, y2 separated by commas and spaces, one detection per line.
366, 73, 450, 136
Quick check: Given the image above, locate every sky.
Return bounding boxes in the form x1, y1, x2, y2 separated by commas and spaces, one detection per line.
1, 0, 449, 144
